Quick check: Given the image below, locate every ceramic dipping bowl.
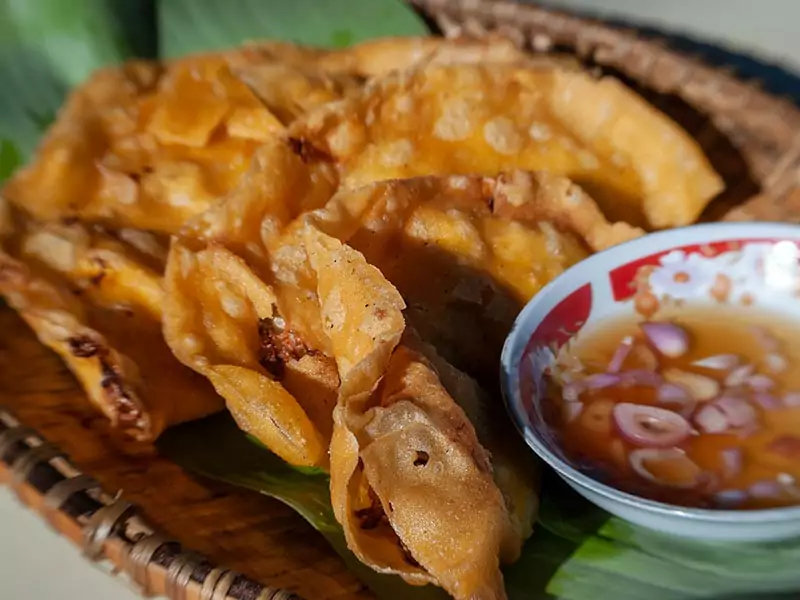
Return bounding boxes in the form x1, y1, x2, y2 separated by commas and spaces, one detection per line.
502, 222, 800, 542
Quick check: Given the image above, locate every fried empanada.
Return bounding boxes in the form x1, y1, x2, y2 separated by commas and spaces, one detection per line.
290, 62, 724, 229
2, 62, 159, 223
0, 248, 221, 440
181, 134, 339, 262
2, 47, 353, 235
306, 171, 640, 381
0, 198, 222, 440
18, 221, 165, 320
163, 240, 337, 467
304, 226, 519, 600
403, 330, 540, 548
227, 48, 362, 125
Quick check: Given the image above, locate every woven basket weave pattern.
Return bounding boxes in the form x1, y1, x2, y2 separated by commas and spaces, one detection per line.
3, 1, 800, 599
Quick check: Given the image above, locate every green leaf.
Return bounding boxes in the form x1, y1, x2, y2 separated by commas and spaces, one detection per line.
0, 0, 155, 159
0, 139, 22, 181
534, 479, 800, 599
158, 414, 448, 600
157, 0, 429, 57
161, 414, 800, 600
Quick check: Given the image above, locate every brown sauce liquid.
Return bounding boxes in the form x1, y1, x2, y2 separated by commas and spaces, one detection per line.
547, 305, 800, 509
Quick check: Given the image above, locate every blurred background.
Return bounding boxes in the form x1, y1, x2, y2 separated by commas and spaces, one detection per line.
543, 0, 800, 69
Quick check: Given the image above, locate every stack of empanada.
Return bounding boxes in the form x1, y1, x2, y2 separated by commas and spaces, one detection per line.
0, 35, 723, 600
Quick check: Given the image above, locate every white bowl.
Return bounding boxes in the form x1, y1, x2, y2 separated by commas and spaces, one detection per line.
501, 222, 800, 542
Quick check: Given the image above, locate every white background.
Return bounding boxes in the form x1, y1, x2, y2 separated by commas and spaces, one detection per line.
2, 1, 799, 598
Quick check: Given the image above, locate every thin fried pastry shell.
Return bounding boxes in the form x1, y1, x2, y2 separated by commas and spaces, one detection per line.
0, 249, 149, 434
228, 59, 362, 126
17, 220, 166, 321
180, 133, 339, 265
0, 199, 224, 438
1, 45, 352, 235
0, 238, 222, 440
1, 61, 160, 223
402, 330, 540, 550
289, 61, 724, 229
248, 35, 576, 79
306, 170, 641, 381
178, 134, 342, 360
1, 58, 263, 233
305, 226, 514, 600
162, 239, 335, 467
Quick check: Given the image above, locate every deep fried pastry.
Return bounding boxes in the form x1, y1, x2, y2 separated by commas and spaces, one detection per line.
2, 62, 159, 224
403, 331, 540, 548
2, 47, 353, 234
290, 62, 724, 229
305, 226, 517, 600
0, 248, 221, 440
307, 171, 641, 380
163, 240, 337, 466
18, 221, 165, 320
0, 198, 222, 439
181, 134, 339, 261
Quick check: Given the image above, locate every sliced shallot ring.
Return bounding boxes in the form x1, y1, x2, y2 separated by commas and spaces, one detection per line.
691, 354, 740, 370
663, 368, 719, 401
753, 392, 781, 410
749, 480, 784, 499
694, 404, 728, 434
629, 448, 703, 489
657, 382, 693, 404
562, 381, 583, 402
583, 373, 623, 390
715, 395, 758, 428
713, 489, 748, 508
725, 364, 755, 387
783, 391, 800, 407
608, 336, 634, 373
720, 448, 743, 478
764, 353, 788, 374
640, 322, 690, 358
620, 369, 663, 388
613, 403, 691, 447
747, 374, 775, 391
656, 383, 696, 417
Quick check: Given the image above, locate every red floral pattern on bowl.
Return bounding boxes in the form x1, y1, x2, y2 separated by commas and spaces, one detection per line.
501, 223, 800, 542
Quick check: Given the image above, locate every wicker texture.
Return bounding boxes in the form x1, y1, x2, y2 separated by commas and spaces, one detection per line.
3, 1, 800, 599
0, 307, 351, 600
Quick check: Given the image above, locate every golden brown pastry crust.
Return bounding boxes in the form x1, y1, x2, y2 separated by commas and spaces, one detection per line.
306, 171, 641, 379
290, 62, 723, 229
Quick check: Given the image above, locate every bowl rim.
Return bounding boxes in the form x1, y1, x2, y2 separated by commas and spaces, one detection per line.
501, 220, 800, 524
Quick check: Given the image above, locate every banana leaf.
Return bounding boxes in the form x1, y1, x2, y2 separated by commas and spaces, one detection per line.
0, 0, 154, 158
158, 414, 800, 600
158, 0, 428, 57
0, 0, 427, 162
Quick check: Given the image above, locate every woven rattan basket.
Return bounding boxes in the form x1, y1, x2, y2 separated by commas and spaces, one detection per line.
3, 1, 800, 599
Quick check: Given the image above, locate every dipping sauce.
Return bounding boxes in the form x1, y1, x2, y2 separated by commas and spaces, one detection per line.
544, 305, 800, 509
